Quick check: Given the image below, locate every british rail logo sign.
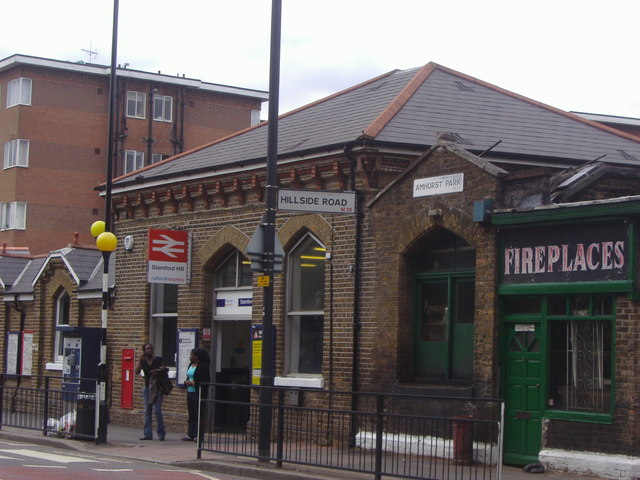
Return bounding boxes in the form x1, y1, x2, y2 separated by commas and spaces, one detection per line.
147, 229, 191, 284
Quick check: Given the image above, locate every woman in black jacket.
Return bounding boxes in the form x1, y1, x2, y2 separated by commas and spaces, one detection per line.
183, 347, 210, 441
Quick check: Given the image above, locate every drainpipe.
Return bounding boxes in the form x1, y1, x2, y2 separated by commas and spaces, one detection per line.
180, 86, 186, 154
147, 87, 156, 164
344, 143, 362, 446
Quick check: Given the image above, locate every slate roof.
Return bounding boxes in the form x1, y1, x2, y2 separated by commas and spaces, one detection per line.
1, 247, 115, 298
0, 256, 32, 289
3, 257, 47, 296
112, 62, 640, 190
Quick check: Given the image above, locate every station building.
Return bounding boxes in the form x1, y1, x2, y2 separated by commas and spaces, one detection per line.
4, 62, 640, 476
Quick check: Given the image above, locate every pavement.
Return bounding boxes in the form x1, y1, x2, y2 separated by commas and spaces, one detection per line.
0, 423, 594, 480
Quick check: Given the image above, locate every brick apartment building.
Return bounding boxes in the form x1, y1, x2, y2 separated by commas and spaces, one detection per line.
3, 62, 640, 477
0, 54, 267, 254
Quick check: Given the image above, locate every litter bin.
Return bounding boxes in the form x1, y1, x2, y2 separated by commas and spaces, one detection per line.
76, 394, 96, 437
453, 415, 474, 465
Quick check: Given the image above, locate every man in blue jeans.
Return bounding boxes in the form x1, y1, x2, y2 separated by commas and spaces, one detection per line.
135, 343, 166, 441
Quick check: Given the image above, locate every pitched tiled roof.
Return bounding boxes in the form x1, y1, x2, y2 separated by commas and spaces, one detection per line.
0, 256, 32, 289
112, 62, 640, 189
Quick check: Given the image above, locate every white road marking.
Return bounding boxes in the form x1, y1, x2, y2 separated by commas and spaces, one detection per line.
0, 454, 16, 459
24, 465, 67, 468
0, 449, 97, 463
191, 471, 223, 480
93, 469, 133, 472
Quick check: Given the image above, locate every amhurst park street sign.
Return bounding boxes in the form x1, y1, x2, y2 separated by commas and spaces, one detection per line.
277, 188, 356, 214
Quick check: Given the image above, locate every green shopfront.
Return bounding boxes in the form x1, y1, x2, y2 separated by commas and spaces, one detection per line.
494, 201, 639, 466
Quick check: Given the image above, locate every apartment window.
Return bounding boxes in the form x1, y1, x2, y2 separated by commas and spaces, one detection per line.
0, 202, 27, 230
151, 153, 168, 164
3, 139, 29, 168
54, 291, 70, 362
286, 234, 326, 375
153, 95, 173, 122
150, 283, 178, 367
124, 150, 144, 174
6, 78, 32, 107
126, 91, 145, 118
250, 109, 261, 126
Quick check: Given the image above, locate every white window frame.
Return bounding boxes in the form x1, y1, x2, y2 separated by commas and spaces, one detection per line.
282, 233, 326, 380
0, 201, 27, 230
153, 95, 173, 122
250, 109, 261, 126
126, 90, 146, 118
4, 139, 30, 168
151, 153, 167, 164
6, 78, 32, 107
150, 283, 178, 367
124, 150, 144, 174
54, 290, 70, 363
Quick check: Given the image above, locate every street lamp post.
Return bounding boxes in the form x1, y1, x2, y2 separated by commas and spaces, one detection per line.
91, 222, 117, 444
90, 0, 119, 445
258, 0, 282, 460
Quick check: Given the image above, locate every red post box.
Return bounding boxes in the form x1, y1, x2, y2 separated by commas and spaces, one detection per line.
121, 348, 135, 409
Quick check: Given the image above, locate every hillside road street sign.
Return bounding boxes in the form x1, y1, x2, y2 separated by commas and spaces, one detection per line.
278, 188, 356, 214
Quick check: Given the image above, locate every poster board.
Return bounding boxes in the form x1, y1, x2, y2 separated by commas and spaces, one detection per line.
6, 332, 19, 375
21, 331, 33, 375
176, 328, 197, 387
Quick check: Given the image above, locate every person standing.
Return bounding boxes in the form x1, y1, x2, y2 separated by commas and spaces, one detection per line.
183, 347, 210, 441
135, 343, 167, 441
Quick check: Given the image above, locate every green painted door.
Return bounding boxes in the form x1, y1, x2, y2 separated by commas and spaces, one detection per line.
413, 276, 474, 380
503, 322, 543, 465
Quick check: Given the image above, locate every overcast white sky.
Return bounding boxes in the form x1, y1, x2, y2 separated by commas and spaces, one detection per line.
2, 0, 639, 119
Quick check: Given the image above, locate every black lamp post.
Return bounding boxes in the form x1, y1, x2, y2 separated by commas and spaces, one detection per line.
257, 0, 282, 460
89, 0, 119, 445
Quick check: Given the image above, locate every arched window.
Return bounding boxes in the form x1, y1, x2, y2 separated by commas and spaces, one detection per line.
286, 234, 326, 375
54, 290, 70, 362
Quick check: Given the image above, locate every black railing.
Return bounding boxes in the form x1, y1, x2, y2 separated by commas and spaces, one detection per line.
0, 374, 98, 441
198, 384, 504, 480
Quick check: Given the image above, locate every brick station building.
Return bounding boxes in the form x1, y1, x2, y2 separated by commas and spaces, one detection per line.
6, 62, 640, 476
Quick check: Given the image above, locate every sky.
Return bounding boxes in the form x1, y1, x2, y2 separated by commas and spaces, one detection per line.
2, 0, 639, 119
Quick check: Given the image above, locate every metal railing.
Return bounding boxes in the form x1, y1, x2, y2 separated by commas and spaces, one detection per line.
198, 384, 504, 480
0, 374, 98, 441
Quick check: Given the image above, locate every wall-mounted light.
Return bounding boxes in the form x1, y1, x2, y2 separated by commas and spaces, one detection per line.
124, 235, 134, 252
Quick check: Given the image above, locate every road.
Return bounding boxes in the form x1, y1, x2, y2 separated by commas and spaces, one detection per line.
0, 438, 244, 480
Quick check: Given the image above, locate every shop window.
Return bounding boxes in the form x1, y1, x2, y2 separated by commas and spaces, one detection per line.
153, 95, 173, 122
546, 294, 614, 415
126, 91, 145, 118
7, 77, 32, 107
150, 283, 178, 367
505, 296, 541, 315
286, 234, 325, 375
216, 251, 252, 288
548, 319, 612, 413
4, 139, 29, 168
54, 290, 70, 362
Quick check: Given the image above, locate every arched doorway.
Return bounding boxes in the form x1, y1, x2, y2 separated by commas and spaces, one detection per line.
411, 230, 476, 381
212, 249, 252, 431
